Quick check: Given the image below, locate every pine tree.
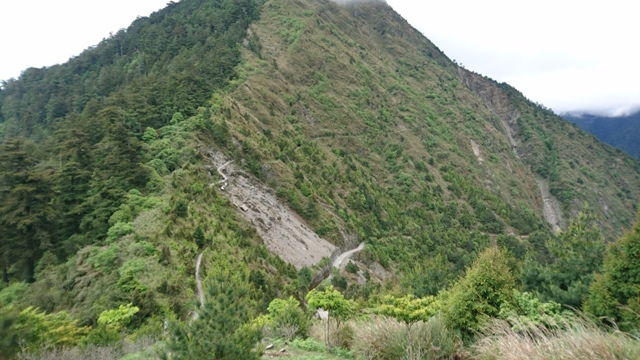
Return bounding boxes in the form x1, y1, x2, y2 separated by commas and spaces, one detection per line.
79, 106, 149, 239
439, 247, 516, 339
536, 210, 605, 308
584, 210, 640, 330
165, 275, 262, 360
0, 138, 56, 282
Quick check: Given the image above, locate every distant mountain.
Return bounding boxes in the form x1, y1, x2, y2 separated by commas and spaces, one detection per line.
564, 111, 640, 158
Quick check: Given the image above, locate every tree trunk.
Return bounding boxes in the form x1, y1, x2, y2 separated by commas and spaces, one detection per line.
2, 266, 7, 284
326, 315, 331, 349
407, 323, 413, 360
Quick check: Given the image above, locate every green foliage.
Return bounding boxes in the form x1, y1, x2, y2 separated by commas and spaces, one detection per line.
307, 286, 356, 324
499, 290, 571, 332
2, 0, 640, 353
106, 222, 134, 243
523, 210, 605, 308
291, 337, 327, 352
142, 127, 159, 143
584, 210, 640, 331
0, 282, 29, 307
97, 303, 140, 330
307, 285, 356, 348
375, 294, 438, 359
0, 0, 262, 285
165, 275, 263, 360
345, 262, 359, 274
9, 307, 89, 354
266, 296, 310, 340
375, 295, 437, 326
439, 247, 516, 338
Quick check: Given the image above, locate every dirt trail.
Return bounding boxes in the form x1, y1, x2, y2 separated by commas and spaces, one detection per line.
205, 151, 336, 269
211, 161, 233, 190
192, 252, 205, 321
333, 242, 365, 269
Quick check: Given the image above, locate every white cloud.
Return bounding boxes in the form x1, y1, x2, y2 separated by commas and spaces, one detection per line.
0, 0, 168, 81
1, 0, 638, 115
387, 0, 640, 115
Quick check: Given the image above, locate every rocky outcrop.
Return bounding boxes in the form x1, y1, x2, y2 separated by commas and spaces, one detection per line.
205, 150, 336, 269
459, 68, 565, 232
458, 68, 522, 158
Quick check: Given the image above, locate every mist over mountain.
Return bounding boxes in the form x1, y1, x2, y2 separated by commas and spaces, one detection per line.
564, 111, 640, 158
1, 0, 639, 357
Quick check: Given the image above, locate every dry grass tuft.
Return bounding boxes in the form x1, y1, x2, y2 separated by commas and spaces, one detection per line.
350, 316, 466, 360
474, 317, 640, 360
18, 336, 159, 360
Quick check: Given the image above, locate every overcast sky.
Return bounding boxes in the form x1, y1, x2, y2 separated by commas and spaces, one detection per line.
1, 0, 638, 116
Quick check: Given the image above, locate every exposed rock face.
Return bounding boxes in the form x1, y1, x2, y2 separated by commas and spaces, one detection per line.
536, 178, 565, 233
459, 68, 565, 232
206, 151, 336, 269
458, 68, 522, 158
470, 140, 484, 164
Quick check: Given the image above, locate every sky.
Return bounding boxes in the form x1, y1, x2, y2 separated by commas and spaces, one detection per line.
1, 0, 638, 116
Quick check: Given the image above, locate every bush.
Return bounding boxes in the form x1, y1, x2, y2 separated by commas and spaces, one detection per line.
266, 297, 310, 340
0, 282, 29, 307
10, 307, 89, 353
474, 317, 640, 360
290, 338, 326, 352
345, 262, 359, 274
165, 276, 262, 359
351, 316, 464, 360
438, 248, 516, 339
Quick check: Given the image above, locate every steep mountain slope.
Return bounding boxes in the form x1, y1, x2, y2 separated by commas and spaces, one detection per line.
1, 0, 639, 335
222, 0, 639, 239
564, 111, 640, 158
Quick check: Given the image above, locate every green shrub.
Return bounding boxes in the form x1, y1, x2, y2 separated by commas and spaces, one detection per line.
11, 307, 89, 353
166, 276, 262, 359
345, 262, 359, 274
584, 210, 640, 330
106, 222, 134, 243
291, 338, 326, 352
438, 248, 516, 338
266, 297, 310, 340
0, 282, 29, 307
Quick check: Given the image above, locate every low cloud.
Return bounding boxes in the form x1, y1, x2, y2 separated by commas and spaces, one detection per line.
331, 0, 386, 5
561, 105, 640, 118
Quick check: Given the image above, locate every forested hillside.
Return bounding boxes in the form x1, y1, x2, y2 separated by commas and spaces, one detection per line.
1, 0, 640, 358
564, 111, 640, 158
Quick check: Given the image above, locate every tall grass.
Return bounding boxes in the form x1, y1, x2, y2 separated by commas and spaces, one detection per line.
350, 316, 466, 360
474, 317, 640, 360
17, 336, 160, 360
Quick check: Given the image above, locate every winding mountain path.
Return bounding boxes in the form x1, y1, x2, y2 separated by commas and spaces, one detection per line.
333, 242, 365, 268
192, 252, 205, 320
210, 160, 233, 189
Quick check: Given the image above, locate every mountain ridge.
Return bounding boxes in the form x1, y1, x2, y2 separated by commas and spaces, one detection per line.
563, 111, 640, 158
0, 1, 639, 355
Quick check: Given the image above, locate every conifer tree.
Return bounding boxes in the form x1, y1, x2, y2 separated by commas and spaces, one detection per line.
0, 138, 56, 281
523, 210, 605, 308
584, 210, 640, 330
165, 275, 262, 360
439, 247, 516, 338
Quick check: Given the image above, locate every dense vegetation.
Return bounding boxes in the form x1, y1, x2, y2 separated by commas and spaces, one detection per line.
1, 0, 639, 358
564, 111, 640, 158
